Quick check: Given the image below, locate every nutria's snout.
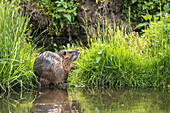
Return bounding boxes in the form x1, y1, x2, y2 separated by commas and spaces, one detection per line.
73, 51, 80, 61
77, 51, 80, 57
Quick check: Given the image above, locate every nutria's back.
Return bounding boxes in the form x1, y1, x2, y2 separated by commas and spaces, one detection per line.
34, 50, 80, 89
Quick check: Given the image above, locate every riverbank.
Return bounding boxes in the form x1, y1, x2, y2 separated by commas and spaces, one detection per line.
0, 1, 169, 93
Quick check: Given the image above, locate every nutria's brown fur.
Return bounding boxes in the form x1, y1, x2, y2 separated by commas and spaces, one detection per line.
34, 50, 80, 89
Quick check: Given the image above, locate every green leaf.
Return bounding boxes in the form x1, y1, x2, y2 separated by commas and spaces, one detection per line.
163, 4, 170, 11
148, 2, 153, 5
63, 3, 68, 9
96, 57, 101, 63
98, 51, 102, 54
53, 43, 57, 47
105, 66, 113, 69
60, 21, 64, 28
57, 7, 65, 12
55, 1, 61, 4
135, 23, 148, 29
132, 0, 137, 4
142, 14, 152, 21
73, 7, 77, 11
142, 5, 148, 10
55, 15, 61, 19
57, 4, 62, 7
66, 9, 72, 13
68, 2, 73, 7
63, 14, 71, 22
95, 66, 99, 69
156, 13, 161, 17
73, 12, 77, 16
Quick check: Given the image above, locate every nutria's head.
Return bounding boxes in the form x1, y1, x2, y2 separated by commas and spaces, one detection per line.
58, 50, 80, 62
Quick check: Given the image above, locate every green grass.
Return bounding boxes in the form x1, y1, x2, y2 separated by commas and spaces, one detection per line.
0, 1, 38, 92
68, 15, 170, 88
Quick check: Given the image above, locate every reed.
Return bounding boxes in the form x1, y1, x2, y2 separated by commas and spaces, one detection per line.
69, 14, 170, 88
0, 1, 38, 92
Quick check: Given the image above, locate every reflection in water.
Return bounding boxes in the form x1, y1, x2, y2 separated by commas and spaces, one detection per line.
0, 90, 36, 113
33, 88, 82, 113
68, 87, 170, 113
0, 87, 169, 113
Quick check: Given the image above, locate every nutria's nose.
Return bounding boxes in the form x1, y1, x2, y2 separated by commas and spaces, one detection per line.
77, 51, 80, 56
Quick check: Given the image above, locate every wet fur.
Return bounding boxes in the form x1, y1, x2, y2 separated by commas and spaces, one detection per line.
34, 50, 80, 89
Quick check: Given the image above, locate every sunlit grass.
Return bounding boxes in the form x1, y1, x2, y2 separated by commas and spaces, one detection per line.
0, 1, 38, 92
69, 15, 170, 88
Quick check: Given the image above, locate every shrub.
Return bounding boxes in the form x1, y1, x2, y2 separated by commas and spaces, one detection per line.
122, 0, 169, 27
35, 0, 79, 35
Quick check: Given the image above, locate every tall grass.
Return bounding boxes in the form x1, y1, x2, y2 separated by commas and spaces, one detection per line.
69, 14, 170, 88
0, 1, 38, 92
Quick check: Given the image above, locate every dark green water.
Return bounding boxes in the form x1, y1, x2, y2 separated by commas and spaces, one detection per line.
0, 87, 169, 113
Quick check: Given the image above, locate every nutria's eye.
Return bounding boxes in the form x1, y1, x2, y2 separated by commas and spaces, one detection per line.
63, 51, 66, 55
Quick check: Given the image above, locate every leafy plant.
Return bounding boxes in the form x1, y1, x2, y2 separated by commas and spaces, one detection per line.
142, 13, 169, 46
135, 14, 152, 29
37, 0, 79, 35
122, 0, 169, 27
135, 13, 169, 57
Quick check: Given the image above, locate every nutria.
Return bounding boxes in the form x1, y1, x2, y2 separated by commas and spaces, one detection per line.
34, 50, 80, 89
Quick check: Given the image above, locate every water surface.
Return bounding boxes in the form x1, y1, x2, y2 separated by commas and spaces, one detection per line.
0, 87, 169, 113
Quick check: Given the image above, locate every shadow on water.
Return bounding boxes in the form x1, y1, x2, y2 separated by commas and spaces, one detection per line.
0, 87, 169, 113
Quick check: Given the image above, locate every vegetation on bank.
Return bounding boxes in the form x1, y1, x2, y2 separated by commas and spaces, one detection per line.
0, 0, 169, 93
29, 0, 169, 34
32, 0, 79, 35
122, 0, 169, 27
0, 1, 38, 92
68, 13, 170, 87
